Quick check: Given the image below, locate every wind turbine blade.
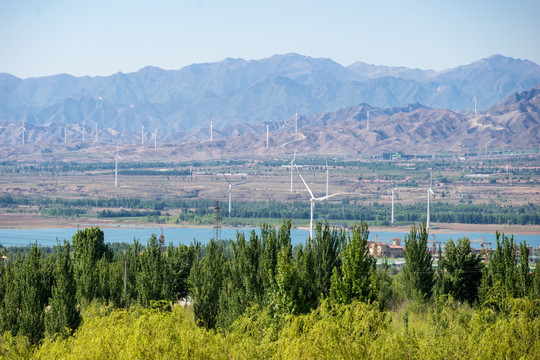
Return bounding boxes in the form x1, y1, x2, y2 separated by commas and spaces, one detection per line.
295, 164, 314, 199
315, 192, 340, 202
222, 174, 232, 185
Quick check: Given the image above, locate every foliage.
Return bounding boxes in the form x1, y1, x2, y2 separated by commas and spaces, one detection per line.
438, 237, 484, 304
329, 221, 377, 304
45, 241, 80, 338
402, 222, 434, 300
72, 227, 112, 304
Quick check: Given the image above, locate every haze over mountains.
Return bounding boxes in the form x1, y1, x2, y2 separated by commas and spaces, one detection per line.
0, 53, 539, 159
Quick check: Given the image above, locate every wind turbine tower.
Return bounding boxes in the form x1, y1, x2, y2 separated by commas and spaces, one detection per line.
391, 186, 397, 224
95, 123, 98, 142
223, 174, 233, 217
473, 91, 478, 119
288, 151, 297, 192
64, 125, 67, 143
82, 121, 86, 143
153, 129, 157, 149
427, 168, 434, 230
141, 125, 145, 145
266, 125, 269, 149
325, 159, 329, 198
114, 146, 123, 187
210, 120, 213, 141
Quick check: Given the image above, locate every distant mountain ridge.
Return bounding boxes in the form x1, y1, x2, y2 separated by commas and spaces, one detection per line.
1, 85, 538, 160
1, 54, 539, 136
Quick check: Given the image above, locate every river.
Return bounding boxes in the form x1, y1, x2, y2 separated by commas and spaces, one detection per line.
0, 226, 539, 249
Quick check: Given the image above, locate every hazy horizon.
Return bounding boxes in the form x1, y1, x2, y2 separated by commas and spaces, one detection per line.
1, 0, 539, 79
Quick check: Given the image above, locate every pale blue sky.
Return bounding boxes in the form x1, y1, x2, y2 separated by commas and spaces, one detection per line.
1, 0, 539, 78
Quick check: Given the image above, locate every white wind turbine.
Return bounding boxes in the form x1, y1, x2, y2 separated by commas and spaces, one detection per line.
222, 174, 245, 217
266, 125, 269, 148
295, 164, 340, 240
81, 120, 86, 143
94, 122, 98, 142
152, 129, 157, 149
286, 151, 297, 192
325, 159, 329, 198
391, 185, 398, 224
426, 168, 434, 230
114, 146, 123, 187
141, 125, 145, 145
64, 125, 67, 143
472, 91, 478, 119
19, 122, 28, 144
366, 108, 380, 131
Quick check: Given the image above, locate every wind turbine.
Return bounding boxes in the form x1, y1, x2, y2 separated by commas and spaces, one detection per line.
295, 164, 339, 240
141, 125, 145, 145
287, 151, 297, 192
391, 185, 398, 224
81, 121, 86, 143
114, 146, 122, 187
325, 159, 329, 198
222, 174, 245, 217
19, 123, 28, 144
472, 91, 478, 119
266, 125, 269, 148
64, 125, 67, 143
152, 129, 157, 149
427, 168, 434, 230
210, 120, 213, 141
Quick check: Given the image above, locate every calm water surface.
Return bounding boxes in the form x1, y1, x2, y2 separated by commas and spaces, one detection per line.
0, 226, 539, 249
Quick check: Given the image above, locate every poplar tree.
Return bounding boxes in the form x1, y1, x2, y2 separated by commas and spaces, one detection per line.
137, 234, 164, 306
440, 237, 483, 304
190, 239, 225, 329
330, 221, 376, 304
402, 222, 434, 300
18, 244, 47, 344
72, 227, 111, 304
45, 241, 80, 338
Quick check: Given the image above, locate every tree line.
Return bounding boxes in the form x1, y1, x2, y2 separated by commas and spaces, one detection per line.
0, 221, 539, 347
2, 194, 539, 225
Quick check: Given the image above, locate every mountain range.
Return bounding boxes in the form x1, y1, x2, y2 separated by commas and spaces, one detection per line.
1, 53, 540, 137
2, 84, 538, 160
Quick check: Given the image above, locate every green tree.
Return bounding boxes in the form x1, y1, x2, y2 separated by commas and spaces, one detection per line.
190, 239, 226, 329
137, 234, 165, 306
163, 244, 194, 301
270, 244, 299, 314
45, 241, 80, 338
312, 222, 344, 298
518, 242, 532, 298
330, 221, 377, 304
72, 227, 111, 304
0, 259, 21, 335
479, 232, 518, 308
18, 244, 48, 344
440, 237, 483, 304
402, 222, 434, 300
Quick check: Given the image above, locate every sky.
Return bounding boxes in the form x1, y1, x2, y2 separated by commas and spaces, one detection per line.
1, 0, 539, 79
